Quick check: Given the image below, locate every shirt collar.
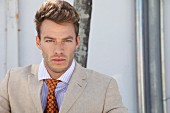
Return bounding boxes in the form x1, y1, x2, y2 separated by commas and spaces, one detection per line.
38, 59, 75, 84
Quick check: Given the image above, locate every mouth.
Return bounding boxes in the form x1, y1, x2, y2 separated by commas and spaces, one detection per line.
51, 58, 66, 64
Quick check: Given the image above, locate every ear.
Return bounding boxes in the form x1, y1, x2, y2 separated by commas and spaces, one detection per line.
76, 35, 80, 49
36, 36, 42, 50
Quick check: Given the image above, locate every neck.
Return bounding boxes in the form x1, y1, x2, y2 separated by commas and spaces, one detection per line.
49, 71, 64, 79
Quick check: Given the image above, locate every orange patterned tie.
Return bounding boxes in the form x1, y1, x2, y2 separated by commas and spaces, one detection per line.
45, 79, 60, 113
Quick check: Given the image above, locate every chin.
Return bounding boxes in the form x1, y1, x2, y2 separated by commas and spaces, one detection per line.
52, 68, 67, 74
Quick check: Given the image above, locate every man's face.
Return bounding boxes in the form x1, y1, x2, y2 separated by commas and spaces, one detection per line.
36, 19, 80, 78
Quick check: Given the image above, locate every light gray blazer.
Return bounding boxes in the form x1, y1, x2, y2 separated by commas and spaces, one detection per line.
0, 63, 128, 113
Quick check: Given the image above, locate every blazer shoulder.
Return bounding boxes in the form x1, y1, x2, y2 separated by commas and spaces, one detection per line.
10, 64, 38, 75
4, 64, 39, 81
82, 67, 115, 84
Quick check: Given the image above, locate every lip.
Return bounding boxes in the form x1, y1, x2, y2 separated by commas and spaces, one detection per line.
51, 58, 66, 63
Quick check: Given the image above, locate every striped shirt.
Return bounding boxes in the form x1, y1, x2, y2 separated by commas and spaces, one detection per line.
38, 59, 75, 111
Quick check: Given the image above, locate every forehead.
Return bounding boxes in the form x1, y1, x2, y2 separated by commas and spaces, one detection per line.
40, 19, 76, 38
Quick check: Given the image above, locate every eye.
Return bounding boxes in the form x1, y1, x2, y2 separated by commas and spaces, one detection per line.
45, 39, 54, 43
65, 39, 73, 42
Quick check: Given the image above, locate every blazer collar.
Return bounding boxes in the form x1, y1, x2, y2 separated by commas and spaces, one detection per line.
59, 63, 87, 113
28, 64, 43, 113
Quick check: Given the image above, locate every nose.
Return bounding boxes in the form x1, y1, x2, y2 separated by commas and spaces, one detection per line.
53, 42, 64, 55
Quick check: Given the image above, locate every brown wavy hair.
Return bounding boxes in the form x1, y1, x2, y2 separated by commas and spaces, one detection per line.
34, 0, 80, 39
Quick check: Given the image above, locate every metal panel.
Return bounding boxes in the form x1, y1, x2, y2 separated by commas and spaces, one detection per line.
160, 0, 167, 112
148, 1, 163, 113
136, 0, 165, 113
135, 0, 146, 113
164, 0, 170, 113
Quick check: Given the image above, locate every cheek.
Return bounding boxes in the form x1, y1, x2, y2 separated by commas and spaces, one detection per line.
67, 47, 77, 56
41, 51, 48, 59
41, 47, 51, 58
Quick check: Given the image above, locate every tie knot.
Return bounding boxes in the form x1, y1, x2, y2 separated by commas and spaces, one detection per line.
46, 79, 60, 90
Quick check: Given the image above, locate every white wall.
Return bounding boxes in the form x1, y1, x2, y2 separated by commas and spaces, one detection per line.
0, 0, 7, 80
18, 0, 45, 66
164, 0, 170, 112
87, 0, 137, 113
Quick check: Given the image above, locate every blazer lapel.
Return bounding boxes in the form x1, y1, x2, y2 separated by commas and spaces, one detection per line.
59, 63, 87, 113
28, 64, 43, 113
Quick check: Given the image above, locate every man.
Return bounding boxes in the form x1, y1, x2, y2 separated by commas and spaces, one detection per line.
0, 0, 128, 113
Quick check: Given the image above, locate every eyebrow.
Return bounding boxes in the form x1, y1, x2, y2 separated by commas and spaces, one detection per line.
43, 36, 55, 40
64, 36, 74, 40
43, 35, 74, 40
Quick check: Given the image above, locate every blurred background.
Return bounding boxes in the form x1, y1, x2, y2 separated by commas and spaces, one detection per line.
0, 0, 169, 113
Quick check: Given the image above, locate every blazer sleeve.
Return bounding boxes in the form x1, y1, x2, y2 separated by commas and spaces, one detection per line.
103, 78, 128, 113
0, 70, 11, 113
